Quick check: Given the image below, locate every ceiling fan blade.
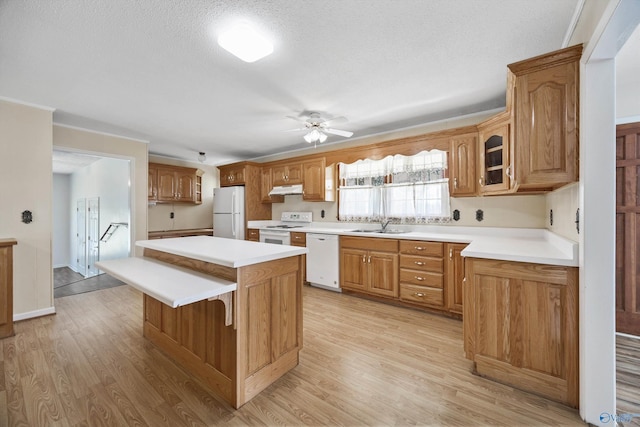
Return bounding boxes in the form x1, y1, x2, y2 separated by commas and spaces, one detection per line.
284, 127, 308, 132
286, 115, 309, 123
323, 116, 348, 126
324, 128, 353, 138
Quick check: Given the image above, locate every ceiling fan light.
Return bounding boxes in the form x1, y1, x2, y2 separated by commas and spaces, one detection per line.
309, 129, 320, 141
217, 22, 273, 63
303, 133, 313, 143
198, 152, 206, 163
318, 132, 327, 143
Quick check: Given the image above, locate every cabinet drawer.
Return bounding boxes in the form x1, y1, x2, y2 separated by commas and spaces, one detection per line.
399, 240, 443, 256
291, 232, 306, 246
340, 236, 398, 252
247, 228, 260, 241
399, 284, 444, 306
399, 254, 443, 273
399, 269, 443, 288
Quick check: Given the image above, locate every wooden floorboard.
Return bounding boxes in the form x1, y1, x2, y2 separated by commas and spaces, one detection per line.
617, 334, 640, 427
1, 284, 589, 426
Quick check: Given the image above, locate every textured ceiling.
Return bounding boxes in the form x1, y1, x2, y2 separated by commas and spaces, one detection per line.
1, 0, 582, 165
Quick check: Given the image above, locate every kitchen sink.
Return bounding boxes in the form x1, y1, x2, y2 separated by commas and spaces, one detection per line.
350, 229, 408, 234
379, 229, 408, 234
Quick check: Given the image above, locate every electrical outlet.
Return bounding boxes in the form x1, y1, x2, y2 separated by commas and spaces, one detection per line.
170, 212, 174, 219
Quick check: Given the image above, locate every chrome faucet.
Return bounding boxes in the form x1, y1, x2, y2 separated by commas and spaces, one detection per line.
380, 219, 391, 232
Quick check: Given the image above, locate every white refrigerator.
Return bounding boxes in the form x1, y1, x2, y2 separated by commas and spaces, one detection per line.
213, 186, 245, 240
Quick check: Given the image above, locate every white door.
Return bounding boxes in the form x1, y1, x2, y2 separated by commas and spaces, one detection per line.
76, 199, 87, 276
86, 197, 100, 278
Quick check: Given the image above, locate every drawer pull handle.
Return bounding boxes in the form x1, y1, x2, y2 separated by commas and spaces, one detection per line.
414, 276, 424, 281
414, 246, 425, 251
414, 261, 425, 266
415, 292, 425, 297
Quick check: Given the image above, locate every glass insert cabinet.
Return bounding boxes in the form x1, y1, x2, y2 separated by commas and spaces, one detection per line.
477, 112, 511, 194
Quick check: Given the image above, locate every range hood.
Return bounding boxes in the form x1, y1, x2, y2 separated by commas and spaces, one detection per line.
269, 184, 303, 196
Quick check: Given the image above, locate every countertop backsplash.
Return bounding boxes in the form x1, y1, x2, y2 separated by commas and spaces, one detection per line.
272, 194, 546, 229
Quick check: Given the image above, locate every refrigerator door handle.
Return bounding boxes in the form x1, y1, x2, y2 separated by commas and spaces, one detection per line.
231, 191, 236, 237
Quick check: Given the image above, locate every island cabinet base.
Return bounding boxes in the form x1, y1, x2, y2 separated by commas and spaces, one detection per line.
463, 258, 579, 408
142, 249, 304, 409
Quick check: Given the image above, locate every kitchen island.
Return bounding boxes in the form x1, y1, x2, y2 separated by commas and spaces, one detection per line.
97, 236, 307, 409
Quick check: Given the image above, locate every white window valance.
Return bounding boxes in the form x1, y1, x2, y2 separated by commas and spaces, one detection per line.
338, 150, 450, 224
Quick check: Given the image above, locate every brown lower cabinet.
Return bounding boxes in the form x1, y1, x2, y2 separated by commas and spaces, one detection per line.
246, 228, 260, 242
463, 258, 579, 408
0, 239, 17, 339
340, 237, 399, 298
340, 236, 466, 317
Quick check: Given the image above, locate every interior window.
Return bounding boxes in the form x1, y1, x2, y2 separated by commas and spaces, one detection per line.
338, 150, 450, 223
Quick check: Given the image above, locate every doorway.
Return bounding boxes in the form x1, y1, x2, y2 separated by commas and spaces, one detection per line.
52, 150, 131, 297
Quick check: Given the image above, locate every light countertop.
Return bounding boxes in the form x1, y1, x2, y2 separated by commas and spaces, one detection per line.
137, 235, 308, 268
96, 257, 237, 308
248, 221, 578, 267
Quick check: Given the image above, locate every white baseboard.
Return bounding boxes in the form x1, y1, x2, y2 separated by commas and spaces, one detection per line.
53, 263, 71, 269
14, 306, 56, 322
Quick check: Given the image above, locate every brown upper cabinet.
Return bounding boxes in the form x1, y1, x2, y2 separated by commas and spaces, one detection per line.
260, 166, 284, 203
272, 163, 303, 186
449, 133, 477, 196
149, 163, 203, 204
478, 45, 581, 195
259, 158, 335, 202
219, 164, 246, 186
509, 45, 581, 191
477, 112, 512, 194
302, 158, 335, 202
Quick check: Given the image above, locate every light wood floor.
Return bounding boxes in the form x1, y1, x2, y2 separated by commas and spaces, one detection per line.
1, 284, 586, 426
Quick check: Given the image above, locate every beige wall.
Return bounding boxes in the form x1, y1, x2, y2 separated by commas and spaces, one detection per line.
546, 183, 579, 242
53, 125, 148, 255
0, 99, 54, 318
148, 155, 219, 231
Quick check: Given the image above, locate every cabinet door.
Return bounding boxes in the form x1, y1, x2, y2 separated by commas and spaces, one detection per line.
478, 121, 511, 194
449, 134, 477, 196
157, 168, 177, 201
472, 267, 513, 364
514, 61, 578, 187
175, 170, 195, 202
302, 159, 325, 201
340, 248, 368, 291
148, 166, 158, 200
272, 164, 302, 186
286, 163, 303, 184
466, 258, 579, 407
271, 165, 288, 187
446, 243, 466, 314
260, 167, 284, 203
367, 251, 398, 298
220, 166, 245, 187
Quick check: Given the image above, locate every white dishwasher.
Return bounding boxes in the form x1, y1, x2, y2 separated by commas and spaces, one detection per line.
306, 233, 340, 292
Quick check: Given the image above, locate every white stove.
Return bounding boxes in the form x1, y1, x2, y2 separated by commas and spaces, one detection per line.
260, 212, 312, 245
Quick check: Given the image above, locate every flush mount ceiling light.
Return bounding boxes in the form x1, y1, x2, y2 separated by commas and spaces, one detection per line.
217, 22, 273, 63
198, 152, 206, 163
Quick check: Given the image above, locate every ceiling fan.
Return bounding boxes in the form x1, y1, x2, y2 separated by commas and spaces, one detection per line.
286, 112, 353, 145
